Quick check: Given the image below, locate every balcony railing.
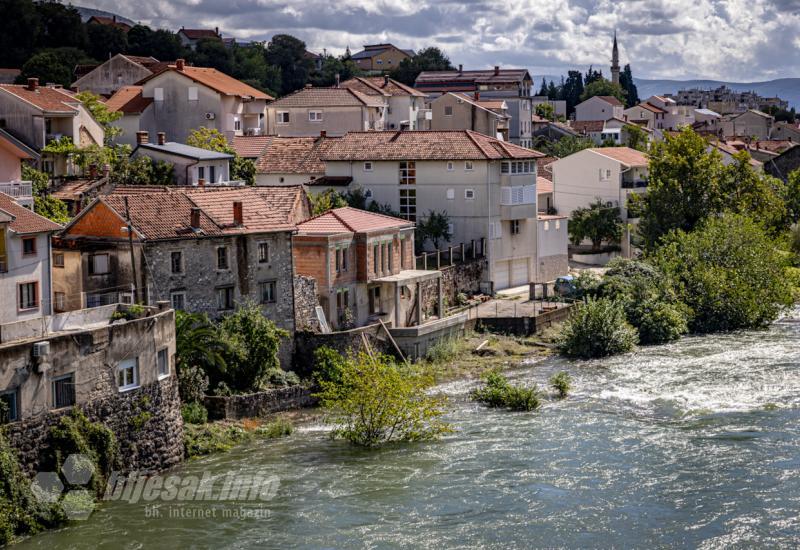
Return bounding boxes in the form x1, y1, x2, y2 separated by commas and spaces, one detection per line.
621, 179, 649, 189
0, 181, 33, 199
501, 185, 536, 206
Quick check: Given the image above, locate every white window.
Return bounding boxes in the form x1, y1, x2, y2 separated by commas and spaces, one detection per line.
465, 189, 475, 200
277, 112, 290, 124
446, 162, 454, 171
117, 358, 139, 392
234, 118, 241, 131
18, 282, 38, 310
258, 242, 270, 263
88, 253, 109, 275
465, 161, 474, 171
188, 86, 198, 101
444, 106, 453, 116
599, 168, 612, 181
308, 110, 323, 122
446, 188, 455, 200
154, 87, 164, 101
555, 220, 561, 230
157, 348, 169, 378
364, 162, 373, 172
170, 291, 185, 311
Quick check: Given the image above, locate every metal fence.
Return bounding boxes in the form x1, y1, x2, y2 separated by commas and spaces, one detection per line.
415, 238, 486, 271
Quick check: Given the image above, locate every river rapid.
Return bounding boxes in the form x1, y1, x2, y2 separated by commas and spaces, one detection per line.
17, 312, 800, 549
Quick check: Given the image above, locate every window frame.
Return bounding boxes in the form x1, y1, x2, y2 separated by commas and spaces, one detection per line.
0, 389, 19, 422
510, 219, 521, 235
308, 110, 323, 122
170, 291, 185, 311
465, 189, 476, 200
17, 281, 38, 311
52, 374, 76, 409
259, 280, 277, 304
216, 246, 229, 271
363, 161, 373, 172
116, 358, 140, 393
170, 250, 183, 274
157, 348, 170, 379
217, 286, 234, 310
53, 252, 64, 267
257, 241, 270, 263
444, 105, 453, 116
277, 111, 290, 124
88, 253, 110, 276
21, 236, 36, 256
465, 161, 474, 171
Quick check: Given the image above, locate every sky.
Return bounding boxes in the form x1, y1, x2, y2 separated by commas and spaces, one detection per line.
79, 0, 800, 82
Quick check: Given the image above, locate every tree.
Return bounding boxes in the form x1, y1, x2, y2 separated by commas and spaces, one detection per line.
22, 165, 69, 224
0, 0, 40, 68
623, 124, 648, 152
533, 135, 595, 158
653, 213, 794, 333
127, 25, 185, 60
547, 80, 559, 100
417, 210, 452, 249
719, 151, 787, 233
190, 38, 233, 74
537, 77, 548, 97
558, 298, 638, 358
784, 169, 800, 224
580, 78, 626, 104
584, 66, 603, 86
76, 91, 122, 144
535, 102, 555, 121
316, 352, 451, 447
389, 47, 453, 86
19, 51, 73, 87
309, 188, 348, 215
309, 54, 361, 87
86, 22, 128, 61
265, 34, 313, 96
34, 0, 86, 51
619, 64, 640, 107
561, 70, 584, 115
110, 155, 174, 186
186, 127, 256, 184
568, 200, 623, 251
175, 310, 227, 370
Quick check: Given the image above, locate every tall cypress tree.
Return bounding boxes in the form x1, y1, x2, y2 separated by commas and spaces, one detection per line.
620, 64, 640, 107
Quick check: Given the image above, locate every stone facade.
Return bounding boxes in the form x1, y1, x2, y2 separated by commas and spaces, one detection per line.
294, 275, 321, 332
204, 385, 316, 420
420, 257, 484, 316
294, 323, 394, 377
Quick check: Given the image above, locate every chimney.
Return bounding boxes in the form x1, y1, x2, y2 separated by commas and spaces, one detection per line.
494, 66, 499, 75
190, 207, 201, 229
384, 74, 389, 86
233, 201, 243, 225
474, 91, 480, 101
176, 58, 185, 71
88, 164, 98, 178
198, 178, 206, 187
27, 78, 38, 92
157, 132, 166, 145
320, 130, 326, 138
335, 73, 340, 88
215, 26, 219, 36
102, 163, 111, 178
136, 131, 149, 145
458, 64, 463, 74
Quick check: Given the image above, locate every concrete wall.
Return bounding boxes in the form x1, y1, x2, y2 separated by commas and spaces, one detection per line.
266, 105, 380, 137
73, 55, 153, 96
386, 95, 421, 130
255, 172, 318, 186
429, 94, 500, 137
0, 230, 52, 324
553, 149, 638, 218
575, 97, 623, 122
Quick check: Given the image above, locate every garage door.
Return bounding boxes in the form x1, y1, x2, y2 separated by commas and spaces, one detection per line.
511, 258, 529, 287
492, 260, 510, 291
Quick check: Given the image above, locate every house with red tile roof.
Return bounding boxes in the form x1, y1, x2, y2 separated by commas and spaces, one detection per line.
294, 207, 440, 329
341, 76, 427, 130
87, 15, 132, 32
320, 130, 567, 288
233, 134, 340, 186
128, 59, 273, 144
351, 44, 414, 73
429, 92, 510, 140
55, 184, 311, 367
176, 27, 222, 50
0, 128, 39, 208
72, 54, 163, 97
0, 192, 61, 323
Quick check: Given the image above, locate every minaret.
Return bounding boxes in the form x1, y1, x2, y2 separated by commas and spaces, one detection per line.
611, 31, 620, 85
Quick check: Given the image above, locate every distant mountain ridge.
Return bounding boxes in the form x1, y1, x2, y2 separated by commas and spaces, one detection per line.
634, 78, 800, 109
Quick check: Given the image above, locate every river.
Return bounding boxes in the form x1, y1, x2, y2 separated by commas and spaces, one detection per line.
17, 313, 800, 549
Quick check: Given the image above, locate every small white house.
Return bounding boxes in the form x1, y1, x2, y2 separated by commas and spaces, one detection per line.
574, 95, 624, 122
131, 131, 234, 186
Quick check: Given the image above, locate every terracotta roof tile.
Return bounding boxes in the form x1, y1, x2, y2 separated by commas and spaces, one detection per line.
253, 136, 340, 174
139, 65, 272, 100
179, 28, 220, 40
105, 86, 153, 114
589, 147, 649, 167
231, 135, 272, 158
297, 207, 412, 235
536, 176, 553, 194
536, 156, 556, 182
0, 84, 79, 113
597, 95, 624, 107
570, 120, 605, 133
341, 76, 426, 97
268, 86, 385, 108
0, 192, 62, 234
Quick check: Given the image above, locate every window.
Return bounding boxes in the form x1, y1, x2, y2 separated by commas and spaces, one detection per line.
465, 161, 474, 171
446, 162, 454, 171
170, 291, 185, 311
18, 282, 38, 310
399, 161, 416, 185
388, 242, 393, 272
198, 166, 205, 181
446, 188, 455, 200
157, 348, 169, 378
217, 286, 234, 310
0, 390, 18, 422
22, 237, 36, 256
399, 188, 416, 221
370, 286, 381, 314
259, 281, 276, 303
555, 220, 561, 230
188, 86, 198, 101
308, 110, 323, 122
119, 292, 133, 305
544, 221, 550, 231
501, 162, 509, 173
510, 220, 520, 235
444, 106, 453, 116
216, 247, 229, 270
117, 358, 139, 392
170, 251, 183, 274
234, 118, 241, 131
258, 242, 270, 263
53, 252, 64, 267
382, 243, 388, 272
336, 247, 348, 272
209, 165, 216, 183
52, 374, 75, 409
599, 168, 611, 182
373, 244, 380, 273
465, 189, 475, 200
154, 87, 164, 101
54, 291, 65, 311
277, 112, 290, 124
363, 162, 373, 172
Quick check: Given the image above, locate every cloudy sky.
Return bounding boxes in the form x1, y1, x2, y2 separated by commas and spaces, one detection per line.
80, 0, 800, 82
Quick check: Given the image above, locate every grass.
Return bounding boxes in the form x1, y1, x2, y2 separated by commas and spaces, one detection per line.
184, 415, 294, 459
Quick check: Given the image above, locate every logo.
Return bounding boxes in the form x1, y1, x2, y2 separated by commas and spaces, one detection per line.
30, 453, 97, 521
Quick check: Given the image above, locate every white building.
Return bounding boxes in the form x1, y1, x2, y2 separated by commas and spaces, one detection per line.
574, 95, 624, 122
131, 131, 234, 186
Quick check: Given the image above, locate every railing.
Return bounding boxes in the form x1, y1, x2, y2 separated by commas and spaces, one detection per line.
415, 239, 486, 270
0, 181, 33, 199
621, 180, 648, 189
501, 185, 536, 205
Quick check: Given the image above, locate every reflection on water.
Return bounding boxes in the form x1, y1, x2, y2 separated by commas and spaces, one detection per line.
17, 315, 800, 549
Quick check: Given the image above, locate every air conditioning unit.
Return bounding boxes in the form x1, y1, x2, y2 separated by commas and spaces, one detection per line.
32, 341, 50, 357
205, 112, 216, 120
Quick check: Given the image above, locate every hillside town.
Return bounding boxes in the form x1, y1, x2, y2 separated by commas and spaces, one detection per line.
2, 2, 800, 547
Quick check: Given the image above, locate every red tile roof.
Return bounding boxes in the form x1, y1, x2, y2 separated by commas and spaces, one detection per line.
139, 64, 272, 100
341, 76, 426, 98
536, 176, 553, 195
589, 147, 649, 167
597, 95, 624, 107
87, 15, 132, 31
252, 136, 340, 174
231, 135, 272, 158
105, 86, 153, 114
635, 102, 666, 114
0, 192, 62, 234
297, 207, 412, 235
569, 120, 605, 133
178, 28, 220, 40
536, 156, 556, 182
0, 84, 79, 113
322, 130, 543, 161
268, 86, 385, 108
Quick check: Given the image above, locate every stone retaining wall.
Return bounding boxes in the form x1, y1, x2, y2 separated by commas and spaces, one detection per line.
293, 323, 394, 377
421, 258, 485, 316
204, 385, 316, 420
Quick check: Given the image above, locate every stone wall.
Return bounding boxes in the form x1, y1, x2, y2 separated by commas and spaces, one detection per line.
293, 323, 394, 377
5, 377, 184, 475
204, 385, 316, 420
294, 275, 320, 332
420, 258, 485, 316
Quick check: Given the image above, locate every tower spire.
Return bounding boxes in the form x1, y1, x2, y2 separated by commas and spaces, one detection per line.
611, 31, 620, 85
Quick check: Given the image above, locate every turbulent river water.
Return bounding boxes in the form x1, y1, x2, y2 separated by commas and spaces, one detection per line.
17, 312, 800, 549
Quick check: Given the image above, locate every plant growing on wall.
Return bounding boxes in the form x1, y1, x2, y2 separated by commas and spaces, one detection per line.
568, 200, 622, 251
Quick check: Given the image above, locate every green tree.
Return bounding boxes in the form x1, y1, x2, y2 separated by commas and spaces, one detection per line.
310, 54, 362, 87
316, 352, 451, 447
533, 135, 595, 158
191, 37, 233, 74
34, 0, 86, 51
76, 91, 123, 144
559, 297, 638, 358
720, 151, 787, 233
265, 34, 313, 96
86, 22, 128, 61
389, 47, 453, 86
580, 78, 626, 104
535, 102, 555, 121
619, 64, 640, 107
309, 188, 348, 215
653, 213, 794, 333
470, 370, 540, 411
785, 169, 800, 224
623, 124, 648, 152
110, 155, 174, 186
568, 200, 623, 251
417, 210, 452, 249
175, 310, 227, 394
186, 127, 256, 184
127, 25, 185, 60
0, 0, 40, 68
19, 51, 73, 87
561, 70, 585, 115
584, 65, 603, 86
22, 165, 69, 224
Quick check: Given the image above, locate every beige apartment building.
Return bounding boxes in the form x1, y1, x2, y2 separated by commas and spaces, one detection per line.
429, 92, 510, 140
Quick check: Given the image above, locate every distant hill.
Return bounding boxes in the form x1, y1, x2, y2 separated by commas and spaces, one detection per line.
634, 78, 800, 109
74, 6, 136, 27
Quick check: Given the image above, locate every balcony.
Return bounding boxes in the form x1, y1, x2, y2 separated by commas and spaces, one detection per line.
621, 179, 648, 189
0, 181, 33, 199
500, 184, 537, 220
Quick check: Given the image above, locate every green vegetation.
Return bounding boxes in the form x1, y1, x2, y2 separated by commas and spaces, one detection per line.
312, 346, 349, 387
75, 91, 122, 144
559, 298, 638, 359
580, 78, 627, 104
181, 402, 209, 425
417, 210, 453, 250
568, 200, 623, 251
255, 418, 293, 438
184, 417, 294, 459
389, 47, 453, 86
186, 127, 256, 185
23, 165, 69, 224
316, 352, 451, 447
470, 370, 541, 411
550, 372, 572, 398
535, 102, 555, 121
533, 135, 595, 158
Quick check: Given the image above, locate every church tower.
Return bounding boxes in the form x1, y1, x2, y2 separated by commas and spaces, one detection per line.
611, 31, 620, 85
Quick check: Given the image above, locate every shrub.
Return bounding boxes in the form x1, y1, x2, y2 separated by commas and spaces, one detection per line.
471, 370, 541, 411
256, 419, 293, 438
550, 372, 572, 398
425, 337, 461, 365
558, 298, 638, 358
267, 369, 300, 387
568, 200, 623, 251
312, 346, 348, 387
178, 364, 210, 404
184, 424, 251, 458
316, 353, 451, 447
181, 402, 209, 425
633, 301, 689, 344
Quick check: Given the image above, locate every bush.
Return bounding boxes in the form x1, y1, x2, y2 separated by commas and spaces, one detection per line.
267, 369, 300, 387
425, 337, 461, 364
181, 402, 208, 425
633, 301, 689, 345
184, 424, 251, 458
256, 419, 293, 438
178, 364, 210, 405
316, 353, 451, 447
559, 298, 638, 358
312, 346, 348, 387
471, 370, 541, 411
550, 372, 572, 398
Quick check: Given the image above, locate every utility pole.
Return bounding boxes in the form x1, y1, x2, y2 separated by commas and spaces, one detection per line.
123, 196, 139, 304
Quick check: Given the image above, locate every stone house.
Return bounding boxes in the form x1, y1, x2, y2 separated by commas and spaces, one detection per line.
128, 59, 273, 144
574, 95, 624, 122
0, 192, 61, 324
320, 130, 568, 289
0, 303, 183, 473
294, 206, 442, 330
232, 134, 340, 186
265, 86, 387, 137
340, 76, 427, 130
771, 121, 800, 142
131, 130, 234, 185
54, 185, 311, 367
429, 92, 510, 140
351, 44, 414, 73
72, 54, 163, 97
765, 144, 800, 181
